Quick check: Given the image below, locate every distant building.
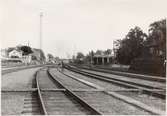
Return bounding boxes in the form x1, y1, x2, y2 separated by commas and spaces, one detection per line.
1, 46, 46, 64
22, 55, 32, 64
30, 48, 46, 64
93, 54, 113, 65
62, 59, 70, 64
1, 49, 8, 58
9, 49, 23, 58
31, 49, 41, 61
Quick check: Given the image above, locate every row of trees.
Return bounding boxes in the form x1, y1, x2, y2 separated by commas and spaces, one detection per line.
72, 19, 166, 67
116, 19, 166, 65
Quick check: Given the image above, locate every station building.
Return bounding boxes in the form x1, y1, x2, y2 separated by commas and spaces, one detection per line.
93, 54, 113, 65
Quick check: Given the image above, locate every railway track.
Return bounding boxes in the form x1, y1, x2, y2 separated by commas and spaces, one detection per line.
3, 66, 165, 115
65, 64, 166, 99
34, 68, 101, 115
55, 67, 165, 115
21, 92, 42, 115
49, 68, 164, 115
72, 64, 166, 82
60, 68, 166, 111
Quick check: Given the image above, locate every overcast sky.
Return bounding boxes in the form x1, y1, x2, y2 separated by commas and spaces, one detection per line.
1, 0, 166, 58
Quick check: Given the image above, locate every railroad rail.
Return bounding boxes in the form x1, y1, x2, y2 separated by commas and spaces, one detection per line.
65, 64, 166, 99
71, 64, 166, 82
20, 70, 45, 115
47, 68, 102, 115
36, 69, 48, 115
34, 67, 102, 115
2, 66, 165, 115
57, 68, 165, 115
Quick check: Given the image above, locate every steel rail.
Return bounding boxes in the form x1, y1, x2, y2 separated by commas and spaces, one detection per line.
65, 65, 165, 99
35, 70, 48, 115
47, 68, 102, 115
73, 64, 166, 82
68, 66, 163, 89
67, 65, 164, 90
58, 69, 165, 115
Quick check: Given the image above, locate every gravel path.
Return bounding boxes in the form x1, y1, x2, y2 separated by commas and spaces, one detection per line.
2, 65, 37, 70
2, 67, 41, 90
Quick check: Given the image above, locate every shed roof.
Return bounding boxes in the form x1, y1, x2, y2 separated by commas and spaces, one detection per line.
93, 54, 113, 58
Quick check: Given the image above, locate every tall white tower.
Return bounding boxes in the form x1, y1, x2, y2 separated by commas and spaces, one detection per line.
39, 12, 43, 63
40, 12, 43, 50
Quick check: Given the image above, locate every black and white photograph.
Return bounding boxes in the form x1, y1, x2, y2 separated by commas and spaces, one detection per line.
1, 0, 166, 115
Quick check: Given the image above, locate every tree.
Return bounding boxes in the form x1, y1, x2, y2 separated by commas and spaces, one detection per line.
31, 55, 37, 60
72, 55, 75, 60
7, 47, 15, 53
147, 19, 166, 60
114, 40, 121, 48
104, 49, 112, 55
149, 19, 166, 39
74, 52, 85, 64
40, 49, 46, 61
95, 50, 103, 55
47, 53, 54, 62
76, 52, 84, 59
116, 26, 147, 64
20, 46, 33, 55
83, 54, 91, 64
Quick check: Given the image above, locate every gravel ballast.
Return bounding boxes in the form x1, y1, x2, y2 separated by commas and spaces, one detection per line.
64, 69, 128, 90
1, 92, 26, 115
38, 68, 61, 89
117, 91, 166, 111
64, 68, 166, 112
1, 67, 41, 115
75, 91, 151, 115
49, 68, 94, 90
2, 67, 41, 90
41, 91, 91, 115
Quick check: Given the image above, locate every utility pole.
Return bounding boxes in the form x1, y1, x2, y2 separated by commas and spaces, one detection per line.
72, 44, 76, 62
40, 12, 43, 51
40, 12, 43, 63
91, 50, 94, 66
28, 41, 30, 47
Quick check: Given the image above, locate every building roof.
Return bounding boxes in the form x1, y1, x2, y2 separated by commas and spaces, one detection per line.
9, 49, 23, 53
93, 54, 113, 58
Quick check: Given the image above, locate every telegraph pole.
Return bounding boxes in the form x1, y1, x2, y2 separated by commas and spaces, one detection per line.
40, 12, 43, 63
28, 41, 30, 47
40, 12, 43, 51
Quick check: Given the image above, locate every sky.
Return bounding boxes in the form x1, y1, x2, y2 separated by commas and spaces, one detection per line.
0, 0, 166, 58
